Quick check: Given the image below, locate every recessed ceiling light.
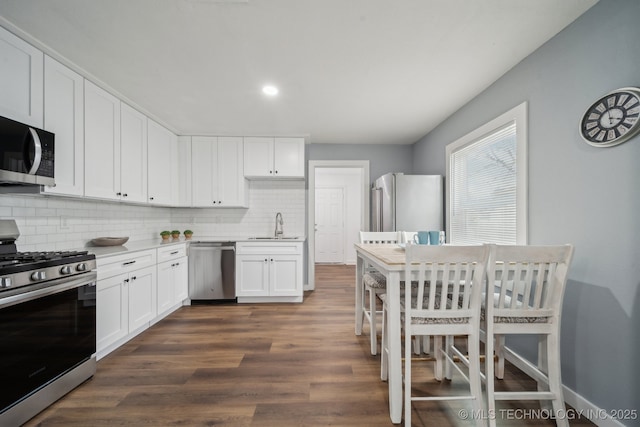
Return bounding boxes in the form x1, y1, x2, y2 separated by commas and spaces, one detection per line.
262, 85, 279, 96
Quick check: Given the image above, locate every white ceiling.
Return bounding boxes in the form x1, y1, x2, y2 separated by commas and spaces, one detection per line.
0, 0, 598, 144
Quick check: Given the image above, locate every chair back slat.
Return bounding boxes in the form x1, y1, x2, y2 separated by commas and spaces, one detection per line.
487, 245, 574, 321
404, 244, 490, 324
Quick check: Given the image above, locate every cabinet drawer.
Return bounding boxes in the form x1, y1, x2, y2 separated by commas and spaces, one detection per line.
157, 243, 187, 262
97, 249, 157, 280
236, 241, 302, 255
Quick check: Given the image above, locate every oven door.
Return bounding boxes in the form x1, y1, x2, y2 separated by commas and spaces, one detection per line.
0, 272, 96, 418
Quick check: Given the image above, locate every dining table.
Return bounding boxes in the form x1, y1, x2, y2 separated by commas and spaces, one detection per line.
354, 242, 408, 424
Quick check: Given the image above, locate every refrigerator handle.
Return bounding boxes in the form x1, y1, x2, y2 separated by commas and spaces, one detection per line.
372, 187, 382, 232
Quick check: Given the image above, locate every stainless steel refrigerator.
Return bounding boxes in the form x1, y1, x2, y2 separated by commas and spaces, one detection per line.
371, 173, 443, 232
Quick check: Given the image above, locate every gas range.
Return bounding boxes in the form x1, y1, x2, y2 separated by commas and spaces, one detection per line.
0, 220, 96, 295
0, 220, 98, 426
0, 250, 96, 291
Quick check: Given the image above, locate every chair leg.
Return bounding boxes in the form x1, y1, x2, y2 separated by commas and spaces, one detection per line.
434, 336, 444, 381
485, 326, 497, 427
546, 333, 568, 427
359, 281, 367, 334
537, 335, 552, 411
467, 333, 484, 427
444, 335, 454, 380
369, 288, 378, 355
422, 335, 431, 354
404, 326, 413, 427
495, 334, 505, 379
413, 336, 421, 355
380, 302, 388, 381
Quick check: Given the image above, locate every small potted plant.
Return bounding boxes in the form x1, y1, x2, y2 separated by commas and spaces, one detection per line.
184, 229, 193, 240
160, 230, 171, 241
171, 230, 181, 239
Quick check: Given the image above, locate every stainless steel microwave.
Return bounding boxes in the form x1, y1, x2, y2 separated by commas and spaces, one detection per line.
0, 115, 54, 186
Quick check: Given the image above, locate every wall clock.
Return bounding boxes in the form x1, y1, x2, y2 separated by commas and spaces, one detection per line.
580, 87, 640, 147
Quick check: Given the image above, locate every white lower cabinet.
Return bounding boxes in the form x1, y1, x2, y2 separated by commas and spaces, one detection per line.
157, 256, 188, 315
157, 244, 188, 316
96, 265, 156, 355
236, 241, 303, 303
96, 273, 128, 352
96, 244, 188, 359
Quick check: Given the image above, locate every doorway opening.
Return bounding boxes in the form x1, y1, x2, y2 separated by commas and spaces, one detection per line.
307, 160, 369, 290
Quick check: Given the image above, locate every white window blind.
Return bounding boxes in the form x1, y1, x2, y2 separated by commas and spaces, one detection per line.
446, 102, 527, 245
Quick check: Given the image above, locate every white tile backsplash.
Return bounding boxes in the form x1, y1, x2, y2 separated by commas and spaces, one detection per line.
0, 180, 306, 251
171, 180, 306, 238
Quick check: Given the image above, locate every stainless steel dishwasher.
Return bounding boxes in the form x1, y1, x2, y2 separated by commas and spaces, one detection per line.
188, 242, 236, 302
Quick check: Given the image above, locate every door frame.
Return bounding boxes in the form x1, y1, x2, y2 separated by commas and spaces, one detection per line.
307, 160, 370, 290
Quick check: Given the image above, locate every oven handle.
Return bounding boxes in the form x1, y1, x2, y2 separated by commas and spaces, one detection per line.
0, 272, 97, 309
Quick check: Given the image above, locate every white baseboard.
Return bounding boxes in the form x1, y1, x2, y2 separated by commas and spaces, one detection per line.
503, 346, 625, 427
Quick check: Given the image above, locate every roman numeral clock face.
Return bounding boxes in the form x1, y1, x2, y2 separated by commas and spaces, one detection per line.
581, 87, 640, 147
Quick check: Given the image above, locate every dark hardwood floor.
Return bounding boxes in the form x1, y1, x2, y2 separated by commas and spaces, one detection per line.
25, 264, 594, 426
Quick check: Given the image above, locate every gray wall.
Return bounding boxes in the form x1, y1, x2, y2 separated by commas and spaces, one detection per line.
412, 0, 639, 420
307, 143, 414, 186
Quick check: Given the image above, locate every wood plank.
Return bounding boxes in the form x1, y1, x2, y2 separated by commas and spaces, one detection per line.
24, 264, 594, 427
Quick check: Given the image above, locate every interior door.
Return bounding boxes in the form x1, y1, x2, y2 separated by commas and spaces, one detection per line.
315, 187, 345, 263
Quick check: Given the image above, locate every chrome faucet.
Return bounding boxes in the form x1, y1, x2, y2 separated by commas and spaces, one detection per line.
275, 212, 284, 238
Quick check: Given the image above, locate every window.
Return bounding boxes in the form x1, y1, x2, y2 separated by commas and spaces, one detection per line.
445, 102, 527, 245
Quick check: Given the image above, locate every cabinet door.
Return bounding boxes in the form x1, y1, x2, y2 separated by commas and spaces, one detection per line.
156, 260, 174, 315
176, 136, 192, 207
274, 137, 305, 178
243, 137, 274, 177
173, 257, 189, 304
97, 273, 128, 352
84, 80, 121, 200
147, 119, 175, 205
120, 103, 148, 203
270, 255, 303, 296
217, 136, 247, 207
191, 136, 215, 206
236, 255, 270, 296
128, 266, 156, 331
0, 26, 43, 127
43, 55, 84, 196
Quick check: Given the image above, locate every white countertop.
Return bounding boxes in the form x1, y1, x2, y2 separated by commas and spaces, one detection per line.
85, 236, 306, 259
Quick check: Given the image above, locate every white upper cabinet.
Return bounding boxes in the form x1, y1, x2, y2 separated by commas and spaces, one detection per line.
191, 136, 215, 206
274, 137, 305, 178
42, 55, 84, 197
191, 136, 248, 207
84, 80, 121, 200
176, 136, 192, 207
0, 26, 43, 127
244, 137, 304, 179
217, 136, 248, 206
147, 119, 177, 205
120, 103, 148, 203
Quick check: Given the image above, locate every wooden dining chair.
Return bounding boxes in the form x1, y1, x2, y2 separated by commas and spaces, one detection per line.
402, 230, 432, 356
358, 231, 402, 355
381, 243, 490, 427
482, 244, 574, 427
